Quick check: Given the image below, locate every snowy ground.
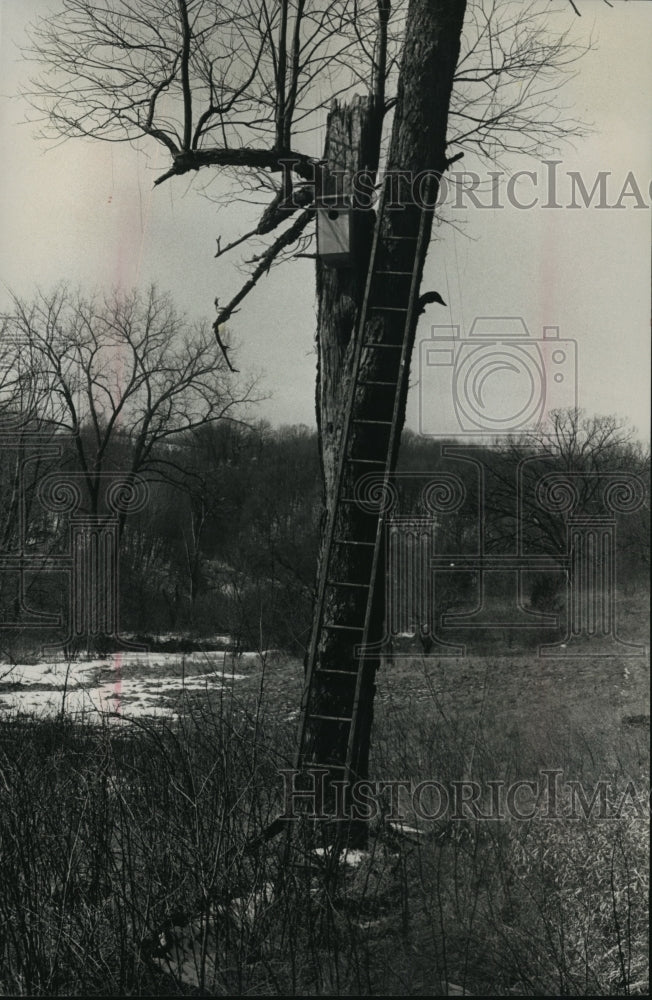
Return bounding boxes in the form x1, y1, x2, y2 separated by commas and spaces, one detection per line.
0, 648, 270, 722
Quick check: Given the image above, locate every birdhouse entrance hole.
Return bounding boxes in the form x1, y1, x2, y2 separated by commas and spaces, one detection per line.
317, 196, 354, 266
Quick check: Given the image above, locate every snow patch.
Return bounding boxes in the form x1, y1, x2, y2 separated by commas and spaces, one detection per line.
0, 651, 249, 722
312, 847, 368, 868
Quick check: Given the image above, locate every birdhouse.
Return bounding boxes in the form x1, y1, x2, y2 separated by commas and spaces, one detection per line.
316, 196, 354, 265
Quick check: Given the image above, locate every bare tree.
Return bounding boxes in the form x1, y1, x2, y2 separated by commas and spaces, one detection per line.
22, 2, 592, 303
2, 284, 257, 527
485, 409, 642, 558
21, 0, 607, 821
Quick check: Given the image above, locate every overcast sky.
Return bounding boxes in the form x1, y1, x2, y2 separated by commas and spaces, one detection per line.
1, 0, 650, 441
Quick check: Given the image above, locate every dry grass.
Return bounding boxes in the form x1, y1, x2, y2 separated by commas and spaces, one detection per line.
0, 594, 648, 996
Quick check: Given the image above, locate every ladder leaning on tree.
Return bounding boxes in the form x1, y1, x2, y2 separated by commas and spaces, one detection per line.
141, 176, 449, 981
293, 170, 445, 832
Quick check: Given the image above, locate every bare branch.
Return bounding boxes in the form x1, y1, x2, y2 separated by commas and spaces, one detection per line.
2, 284, 256, 507
21, 0, 605, 338
152, 145, 322, 186
213, 209, 313, 332
176, 0, 193, 149
214, 229, 259, 259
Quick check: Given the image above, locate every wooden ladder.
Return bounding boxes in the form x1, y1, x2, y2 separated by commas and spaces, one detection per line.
293, 173, 435, 815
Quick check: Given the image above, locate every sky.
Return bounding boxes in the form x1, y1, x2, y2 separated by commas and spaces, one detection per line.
0, 0, 650, 441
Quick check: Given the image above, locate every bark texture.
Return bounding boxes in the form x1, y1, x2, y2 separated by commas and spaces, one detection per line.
306, 0, 467, 827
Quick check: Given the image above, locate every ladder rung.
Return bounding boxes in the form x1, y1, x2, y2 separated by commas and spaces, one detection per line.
301, 761, 348, 771
340, 496, 373, 503
323, 622, 364, 632
315, 668, 358, 678
308, 713, 353, 724
356, 380, 397, 388
297, 187, 431, 776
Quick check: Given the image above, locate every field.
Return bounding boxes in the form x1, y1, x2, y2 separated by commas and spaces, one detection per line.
0, 590, 648, 996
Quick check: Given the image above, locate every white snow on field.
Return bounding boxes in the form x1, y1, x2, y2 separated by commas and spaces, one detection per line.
313, 847, 368, 868
0, 649, 259, 722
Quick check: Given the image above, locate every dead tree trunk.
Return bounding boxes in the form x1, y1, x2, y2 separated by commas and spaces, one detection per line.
306, 0, 466, 826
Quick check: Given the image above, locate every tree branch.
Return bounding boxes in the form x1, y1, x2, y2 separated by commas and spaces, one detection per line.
213, 209, 313, 335
176, 0, 193, 150
153, 147, 322, 186
214, 229, 258, 260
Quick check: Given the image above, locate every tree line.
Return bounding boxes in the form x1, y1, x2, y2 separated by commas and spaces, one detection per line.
1, 285, 647, 658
